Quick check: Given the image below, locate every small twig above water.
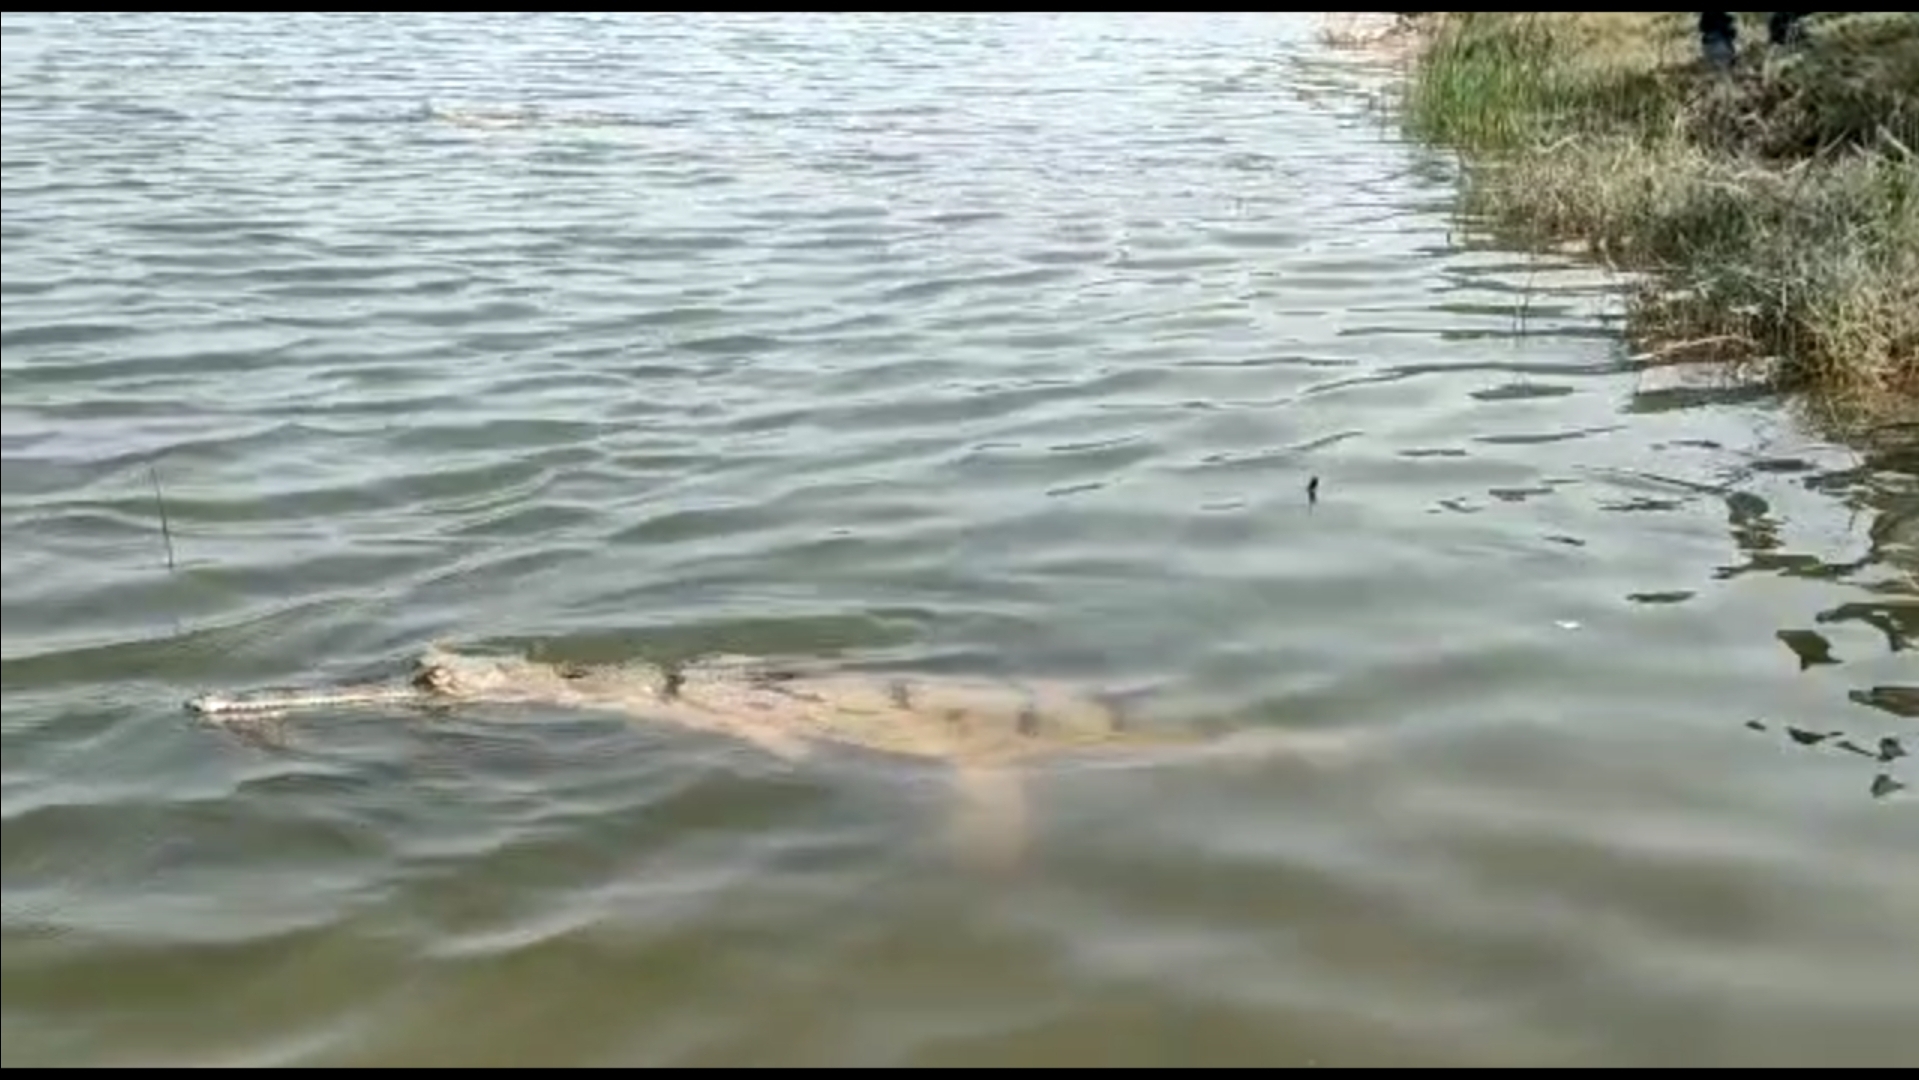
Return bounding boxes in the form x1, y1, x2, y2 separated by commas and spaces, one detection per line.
149, 461, 177, 574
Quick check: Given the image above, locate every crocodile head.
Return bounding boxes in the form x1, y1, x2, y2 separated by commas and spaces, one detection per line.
407, 646, 590, 706
410, 649, 521, 700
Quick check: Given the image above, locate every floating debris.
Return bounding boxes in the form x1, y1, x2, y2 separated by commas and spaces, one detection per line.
1744, 718, 1907, 800
1849, 685, 1919, 719
1775, 628, 1841, 670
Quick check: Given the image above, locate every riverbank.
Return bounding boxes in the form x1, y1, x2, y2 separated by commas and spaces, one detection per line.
1394, 12, 1918, 431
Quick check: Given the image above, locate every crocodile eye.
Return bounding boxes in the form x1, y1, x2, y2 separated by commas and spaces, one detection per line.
413, 665, 456, 693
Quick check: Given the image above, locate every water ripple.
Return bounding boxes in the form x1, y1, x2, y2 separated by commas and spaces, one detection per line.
3, 10, 1913, 1069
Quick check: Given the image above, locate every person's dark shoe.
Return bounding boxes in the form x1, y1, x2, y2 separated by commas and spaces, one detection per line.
1702, 34, 1737, 69
1768, 13, 1808, 47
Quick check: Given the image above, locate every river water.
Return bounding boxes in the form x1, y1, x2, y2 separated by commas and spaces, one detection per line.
2, 11, 1913, 1068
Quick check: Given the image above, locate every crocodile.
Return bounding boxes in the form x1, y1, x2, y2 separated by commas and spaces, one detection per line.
187, 644, 1359, 870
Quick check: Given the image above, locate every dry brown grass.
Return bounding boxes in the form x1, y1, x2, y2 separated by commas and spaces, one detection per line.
1399, 12, 1919, 431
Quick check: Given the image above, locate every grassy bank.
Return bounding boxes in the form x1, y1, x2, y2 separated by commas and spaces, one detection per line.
1397, 12, 1918, 427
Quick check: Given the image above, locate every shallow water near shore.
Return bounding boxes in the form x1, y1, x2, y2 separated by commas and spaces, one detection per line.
2, 12, 1914, 1068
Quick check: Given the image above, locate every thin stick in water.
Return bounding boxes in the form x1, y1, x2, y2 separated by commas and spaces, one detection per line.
149, 462, 177, 573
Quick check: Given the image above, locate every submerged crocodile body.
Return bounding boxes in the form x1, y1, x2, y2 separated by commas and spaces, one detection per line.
187, 645, 1174, 755
188, 644, 1355, 870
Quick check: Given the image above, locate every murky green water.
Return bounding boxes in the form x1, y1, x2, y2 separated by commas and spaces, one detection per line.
3, 12, 1913, 1068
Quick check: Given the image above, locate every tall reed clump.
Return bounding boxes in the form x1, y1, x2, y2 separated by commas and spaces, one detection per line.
1400, 12, 1919, 426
